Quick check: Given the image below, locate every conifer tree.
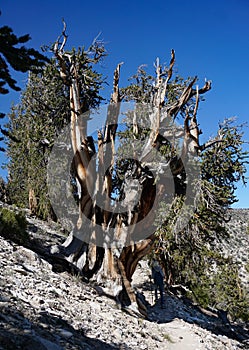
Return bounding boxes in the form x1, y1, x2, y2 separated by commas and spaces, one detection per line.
0, 24, 48, 95
5, 41, 105, 218
0, 19, 48, 153
3, 24, 248, 318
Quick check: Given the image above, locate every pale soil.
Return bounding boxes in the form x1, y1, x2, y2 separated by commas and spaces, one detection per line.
0, 204, 248, 349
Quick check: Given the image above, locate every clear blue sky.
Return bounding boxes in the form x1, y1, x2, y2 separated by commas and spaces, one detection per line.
0, 0, 248, 208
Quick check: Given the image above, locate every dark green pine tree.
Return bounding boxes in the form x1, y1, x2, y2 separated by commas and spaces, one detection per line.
5, 63, 70, 218
0, 21, 49, 157
0, 24, 48, 95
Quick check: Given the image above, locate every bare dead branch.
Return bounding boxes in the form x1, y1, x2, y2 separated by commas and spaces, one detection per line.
53, 21, 69, 84
60, 19, 68, 53
154, 50, 176, 108
193, 85, 199, 121
167, 49, 175, 81
167, 77, 197, 117
190, 79, 211, 98
111, 62, 123, 103
199, 138, 225, 151
53, 20, 67, 55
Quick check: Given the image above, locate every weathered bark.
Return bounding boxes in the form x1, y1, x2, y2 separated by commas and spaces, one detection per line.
28, 188, 37, 215
52, 26, 212, 316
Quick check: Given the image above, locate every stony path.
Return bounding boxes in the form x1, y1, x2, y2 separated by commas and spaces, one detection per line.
0, 209, 248, 349
134, 259, 249, 350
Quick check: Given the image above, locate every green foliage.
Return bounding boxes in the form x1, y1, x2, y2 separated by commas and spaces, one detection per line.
153, 216, 249, 321
211, 264, 249, 322
127, 64, 249, 323
2, 31, 248, 322
0, 177, 7, 202
120, 66, 155, 103
0, 25, 48, 94
153, 190, 249, 322
120, 64, 194, 108
201, 118, 248, 207
0, 207, 28, 244
4, 40, 105, 219
0, 21, 49, 156
69, 46, 106, 112
4, 63, 68, 218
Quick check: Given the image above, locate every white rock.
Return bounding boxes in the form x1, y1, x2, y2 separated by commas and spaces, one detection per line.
58, 329, 73, 338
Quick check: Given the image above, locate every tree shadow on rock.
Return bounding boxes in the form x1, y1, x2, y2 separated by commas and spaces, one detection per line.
0, 302, 131, 350
24, 221, 85, 279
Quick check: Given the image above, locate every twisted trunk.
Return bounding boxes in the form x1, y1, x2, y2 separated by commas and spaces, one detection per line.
52, 27, 212, 316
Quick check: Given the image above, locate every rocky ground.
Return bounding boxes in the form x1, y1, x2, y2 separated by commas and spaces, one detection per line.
221, 209, 249, 288
0, 205, 249, 350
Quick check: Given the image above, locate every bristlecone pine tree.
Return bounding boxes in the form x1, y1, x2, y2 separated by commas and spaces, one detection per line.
151, 117, 249, 321
3, 24, 248, 318
49, 25, 225, 317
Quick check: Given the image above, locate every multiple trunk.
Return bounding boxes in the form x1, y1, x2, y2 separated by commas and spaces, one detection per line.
52, 28, 212, 316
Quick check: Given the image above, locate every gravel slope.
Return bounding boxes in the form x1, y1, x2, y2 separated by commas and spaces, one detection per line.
0, 205, 248, 350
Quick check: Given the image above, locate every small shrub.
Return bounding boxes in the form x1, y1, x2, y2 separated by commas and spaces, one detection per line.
163, 333, 174, 343
0, 207, 28, 244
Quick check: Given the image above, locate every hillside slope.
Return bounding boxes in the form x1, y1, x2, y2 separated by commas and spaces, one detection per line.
222, 209, 249, 287
0, 204, 248, 349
